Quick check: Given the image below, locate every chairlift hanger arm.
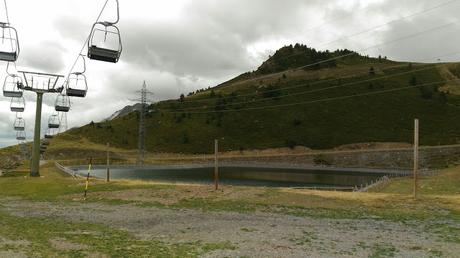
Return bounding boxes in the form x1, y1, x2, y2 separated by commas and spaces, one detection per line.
105, 0, 120, 25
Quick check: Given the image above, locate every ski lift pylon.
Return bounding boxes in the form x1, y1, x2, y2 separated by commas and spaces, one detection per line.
87, 0, 122, 63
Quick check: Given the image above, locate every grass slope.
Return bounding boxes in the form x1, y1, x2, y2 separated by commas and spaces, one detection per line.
66, 46, 460, 154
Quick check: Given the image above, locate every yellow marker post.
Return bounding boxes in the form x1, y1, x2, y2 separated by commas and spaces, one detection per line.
84, 157, 93, 200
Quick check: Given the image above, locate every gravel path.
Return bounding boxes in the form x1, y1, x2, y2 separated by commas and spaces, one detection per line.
1, 199, 459, 257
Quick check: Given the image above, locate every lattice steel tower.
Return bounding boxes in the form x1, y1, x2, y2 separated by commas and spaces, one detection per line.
134, 81, 153, 165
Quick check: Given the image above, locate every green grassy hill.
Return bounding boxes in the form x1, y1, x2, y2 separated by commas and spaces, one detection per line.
65, 45, 460, 154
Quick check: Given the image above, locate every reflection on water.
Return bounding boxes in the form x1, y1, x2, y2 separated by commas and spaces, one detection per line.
75, 166, 386, 189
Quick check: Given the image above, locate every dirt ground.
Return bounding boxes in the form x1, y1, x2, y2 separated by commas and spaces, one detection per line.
1, 196, 459, 258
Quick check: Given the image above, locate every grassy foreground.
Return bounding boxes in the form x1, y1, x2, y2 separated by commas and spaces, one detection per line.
0, 163, 459, 257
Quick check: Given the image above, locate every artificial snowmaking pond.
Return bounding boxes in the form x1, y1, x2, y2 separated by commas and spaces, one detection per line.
71, 164, 407, 190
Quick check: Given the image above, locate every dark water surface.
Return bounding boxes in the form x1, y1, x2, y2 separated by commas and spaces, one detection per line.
74, 165, 388, 188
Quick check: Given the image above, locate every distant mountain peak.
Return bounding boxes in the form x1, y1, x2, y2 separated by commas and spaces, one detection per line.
106, 103, 144, 121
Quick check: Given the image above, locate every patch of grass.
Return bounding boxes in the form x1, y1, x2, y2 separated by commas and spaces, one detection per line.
0, 164, 168, 202
428, 223, 460, 244
429, 249, 444, 257
377, 167, 460, 195
240, 227, 258, 233
0, 211, 233, 257
370, 244, 397, 258
289, 230, 318, 246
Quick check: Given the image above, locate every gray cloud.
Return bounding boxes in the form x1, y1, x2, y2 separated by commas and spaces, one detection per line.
54, 16, 90, 43
20, 41, 66, 73
2, 0, 460, 147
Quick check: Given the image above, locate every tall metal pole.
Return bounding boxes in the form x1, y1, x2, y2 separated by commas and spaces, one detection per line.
30, 92, 43, 177
138, 81, 147, 165
413, 119, 419, 199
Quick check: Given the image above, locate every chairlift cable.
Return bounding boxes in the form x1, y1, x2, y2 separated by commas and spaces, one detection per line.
64, 0, 110, 82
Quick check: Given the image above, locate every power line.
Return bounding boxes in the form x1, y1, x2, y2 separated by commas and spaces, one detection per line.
321, 0, 459, 49
226, 2, 460, 88
179, 51, 460, 106
171, 64, 432, 111
275, 0, 460, 62
157, 58, 458, 112
181, 22, 460, 106
294, 21, 458, 71
156, 79, 457, 114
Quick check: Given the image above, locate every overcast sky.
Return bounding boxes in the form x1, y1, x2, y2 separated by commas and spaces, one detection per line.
0, 0, 459, 147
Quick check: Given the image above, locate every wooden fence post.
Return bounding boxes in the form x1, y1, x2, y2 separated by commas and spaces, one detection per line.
106, 143, 110, 183
214, 139, 219, 191
413, 119, 419, 200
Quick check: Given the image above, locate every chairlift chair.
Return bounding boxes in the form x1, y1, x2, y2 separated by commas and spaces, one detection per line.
16, 131, 26, 141
66, 55, 88, 98
66, 73, 88, 98
55, 93, 71, 112
13, 117, 25, 131
10, 97, 25, 112
87, 0, 122, 63
0, 23, 20, 62
48, 114, 60, 129
44, 129, 54, 139
3, 74, 23, 98
88, 23, 122, 63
